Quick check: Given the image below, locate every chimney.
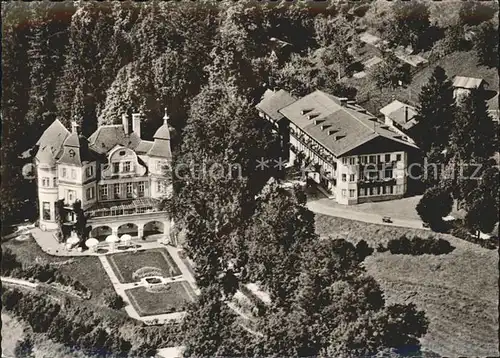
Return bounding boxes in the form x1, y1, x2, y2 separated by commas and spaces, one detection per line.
313, 119, 324, 125
307, 113, 319, 120
328, 129, 338, 136
334, 135, 346, 141
71, 121, 80, 134
321, 124, 330, 131
404, 106, 408, 123
301, 109, 313, 115
339, 97, 348, 106
347, 100, 356, 105
132, 112, 142, 138
122, 113, 129, 135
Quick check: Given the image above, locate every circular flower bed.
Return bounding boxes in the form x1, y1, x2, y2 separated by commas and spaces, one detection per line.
132, 266, 163, 281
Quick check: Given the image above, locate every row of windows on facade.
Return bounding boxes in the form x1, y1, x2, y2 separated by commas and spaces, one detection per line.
341, 153, 402, 166
341, 184, 404, 198
341, 168, 394, 182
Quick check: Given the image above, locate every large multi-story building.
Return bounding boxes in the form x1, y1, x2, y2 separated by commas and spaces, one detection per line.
33, 109, 174, 241
257, 89, 419, 205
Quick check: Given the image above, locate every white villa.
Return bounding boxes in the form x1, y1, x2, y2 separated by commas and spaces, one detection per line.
33, 109, 175, 242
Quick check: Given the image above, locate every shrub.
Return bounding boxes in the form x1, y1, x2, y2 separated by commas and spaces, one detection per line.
386, 235, 454, 255
102, 288, 125, 310
450, 224, 499, 250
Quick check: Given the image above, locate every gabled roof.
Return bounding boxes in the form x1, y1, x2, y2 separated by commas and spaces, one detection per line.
380, 100, 418, 128
58, 133, 100, 166
35, 119, 70, 165
277, 90, 417, 157
256, 89, 296, 121
452, 76, 487, 90
88, 125, 141, 154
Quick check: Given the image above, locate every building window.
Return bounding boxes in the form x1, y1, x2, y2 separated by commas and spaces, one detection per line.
86, 166, 93, 178
349, 174, 355, 182
382, 186, 387, 194
123, 161, 131, 172
360, 188, 365, 196
61, 168, 66, 178
67, 190, 75, 203
385, 154, 391, 162
42, 202, 51, 220
373, 186, 379, 195
113, 163, 120, 173
369, 155, 376, 163
138, 182, 145, 197
100, 185, 108, 199
349, 157, 356, 165
342, 174, 347, 182
71, 169, 76, 179
157, 181, 163, 193
361, 156, 367, 164
342, 158, 348, 165
349, 189, 355, 198
126, 183, 133, 198
384, 168, 393, 178
86, 187, 95, 200
378, 155, 382, 163
390, 186, 394, 194
342, 189, 346, 198
53, 177, 57, 187
396, 154, 402, 161
114, 183, 120, 198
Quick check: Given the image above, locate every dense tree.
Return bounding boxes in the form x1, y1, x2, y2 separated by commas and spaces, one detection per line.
244, 181, 317, 305
371, 52, 412, 90
464, 166, 499, 237
182, 285, 252, 357
386, 1, 431, 51
459, 1, 496, 27
313, 15, 354, 80
413, 66, 456, 158
473, 21, 499, 68
416, 186, 453, 229
450, 92, 496, 164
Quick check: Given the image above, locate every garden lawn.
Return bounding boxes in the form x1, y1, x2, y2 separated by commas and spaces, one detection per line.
107, 248, 181, 283
2, 238, 114, 305
314, 214, 499, 357
125, 281, 195, 316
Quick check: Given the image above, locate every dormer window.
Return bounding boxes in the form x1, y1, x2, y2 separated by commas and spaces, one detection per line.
113, 163, 120, 173
123, 161, 131, 172
119, 150, 126, 156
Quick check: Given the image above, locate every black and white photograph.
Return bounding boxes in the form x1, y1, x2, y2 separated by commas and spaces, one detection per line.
1, 0, 499, 357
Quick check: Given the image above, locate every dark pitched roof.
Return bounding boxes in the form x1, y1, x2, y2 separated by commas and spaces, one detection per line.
35, 119, 70, 165
153, 123, 171, 141
135, 140, 154, 154
88, 125, 141, 154
147, 139, 172, 158
256, 89, 296, 121
58, 133, 100, 165
277, 90, 417, 157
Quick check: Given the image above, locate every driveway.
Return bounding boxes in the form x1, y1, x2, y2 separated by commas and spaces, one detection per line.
307, 198, 428, 230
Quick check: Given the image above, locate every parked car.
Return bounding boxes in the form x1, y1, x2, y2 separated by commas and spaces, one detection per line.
382, 216, 392, 223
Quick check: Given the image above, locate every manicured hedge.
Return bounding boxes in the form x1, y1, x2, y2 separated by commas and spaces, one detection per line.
384, 235, 454, 255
